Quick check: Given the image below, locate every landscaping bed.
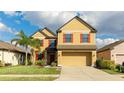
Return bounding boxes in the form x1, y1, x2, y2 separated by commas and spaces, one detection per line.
0, 66, 61, 75
102, 69, 121, 74
95, 59, 124, 75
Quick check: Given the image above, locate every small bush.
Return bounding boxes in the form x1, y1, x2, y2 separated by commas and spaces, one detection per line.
5, 63, 12, 66
35, 60, 46, 66
28, 60, 33, 65
95, 59, 102, 68
116, 64, 121, 71
120, 66, 124, 73
0, 60, 5, 67
96, 59, 115, 69
51, 62, 57, 67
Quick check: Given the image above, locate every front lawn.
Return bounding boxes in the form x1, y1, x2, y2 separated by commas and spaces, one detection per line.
0, 66, 61, 75
102, 69, 121, 74
0, 77, 57, 81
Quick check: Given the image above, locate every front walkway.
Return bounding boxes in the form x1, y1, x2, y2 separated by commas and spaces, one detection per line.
56, 66, 124, 81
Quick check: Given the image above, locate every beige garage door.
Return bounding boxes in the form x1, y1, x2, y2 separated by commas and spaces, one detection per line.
116, 54, 124, 65
61, 52, 91, 67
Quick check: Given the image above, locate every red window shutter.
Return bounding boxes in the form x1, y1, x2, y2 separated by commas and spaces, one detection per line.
48, 40, 50, 46
71, 34, 73, 43
35, 52, 38, 60
42, 53, 44, 59
63, 34, 66, 43
88, 33, 90, 43
80, 34, 82, 43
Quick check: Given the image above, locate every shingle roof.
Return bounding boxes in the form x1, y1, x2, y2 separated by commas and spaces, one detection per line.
56, 16, 97, 33
97, 40, 124, 52
57, 45, 97, 50
30, 27, 56, 39
0, 41, 26, 53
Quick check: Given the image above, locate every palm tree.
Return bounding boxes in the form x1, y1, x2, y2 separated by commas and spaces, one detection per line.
30, 37, 41, 64
11, 30, 41, 65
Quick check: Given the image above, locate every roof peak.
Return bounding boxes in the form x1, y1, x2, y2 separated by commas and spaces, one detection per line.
56, 16, 97, 33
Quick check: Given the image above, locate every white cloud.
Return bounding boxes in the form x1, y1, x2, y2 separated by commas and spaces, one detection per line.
96, 38, 119, 48
0, 22, 18, 35
3, 11, 22, 16
22, 11, 77, 29
15, 20, 21, 24
4, 11, 17, 16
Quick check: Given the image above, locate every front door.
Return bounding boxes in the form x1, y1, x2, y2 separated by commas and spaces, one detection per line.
49, 55, 55, 65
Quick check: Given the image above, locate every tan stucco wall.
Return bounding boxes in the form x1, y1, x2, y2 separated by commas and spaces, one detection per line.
0, 50, 22, 65
57, 18, 96, 45
32, 30, 56, 61
97, 50, 111, 60
42, 29, 55, 37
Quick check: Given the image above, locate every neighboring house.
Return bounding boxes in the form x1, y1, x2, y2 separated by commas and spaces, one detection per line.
97, 40, 124, 65
31, 27, 57, 65
31, 16, 97, 67
57, 16, 97, 67
0, 41, 26, 65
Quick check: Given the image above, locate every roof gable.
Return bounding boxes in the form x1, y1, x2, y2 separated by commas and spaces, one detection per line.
41, 27, 56, 37
57, 16, 97, 33
97, 40, 124, 52
31, 31, 46, 39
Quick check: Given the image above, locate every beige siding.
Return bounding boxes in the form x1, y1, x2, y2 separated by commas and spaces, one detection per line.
0, 50, 22, 65
111, 42, 124, 64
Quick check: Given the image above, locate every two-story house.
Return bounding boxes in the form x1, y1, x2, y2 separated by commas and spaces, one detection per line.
31, 27, 57, 65
57, 16, 97, 67
31, 16, 97, 67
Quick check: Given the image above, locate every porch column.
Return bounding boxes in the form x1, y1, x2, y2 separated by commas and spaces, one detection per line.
57, 51, 62, 66
44, 50, 47, 65
92, 51, 96, 66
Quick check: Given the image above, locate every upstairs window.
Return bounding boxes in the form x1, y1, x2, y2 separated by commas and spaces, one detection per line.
63, 33, 73, 43
80, 34, 90, 43
49, 40, 56, 48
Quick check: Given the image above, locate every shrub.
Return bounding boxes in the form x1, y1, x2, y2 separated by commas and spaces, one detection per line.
102, 60, 115, 69
96, 59, 115, 69
27, 60, 33, 65
51, 62, 57, 67
35, 60, 46, 66
116, 64, 121, 71
109, 64, 116, 70
0, 60, 5, 67
95, 59, 102, 68
5, 63, 12, 66
120, 66, 124, 73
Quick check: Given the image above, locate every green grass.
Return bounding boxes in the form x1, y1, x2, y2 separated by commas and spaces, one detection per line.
0, 66, 60, 75
0, 77, 58, 81
102, 69, 121, 74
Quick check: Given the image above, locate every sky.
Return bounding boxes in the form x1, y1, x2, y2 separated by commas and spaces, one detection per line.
0, 11, 123, 48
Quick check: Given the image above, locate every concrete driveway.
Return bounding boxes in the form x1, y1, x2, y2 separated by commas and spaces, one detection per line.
56, 66, 124, 81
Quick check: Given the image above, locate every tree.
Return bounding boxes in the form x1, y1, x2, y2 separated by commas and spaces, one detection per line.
30, 37, 41, 64
11, 30, 41, 65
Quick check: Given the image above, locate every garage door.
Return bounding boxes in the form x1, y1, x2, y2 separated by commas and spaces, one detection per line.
116, 54, 124, 65
61, 52, 91, 67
